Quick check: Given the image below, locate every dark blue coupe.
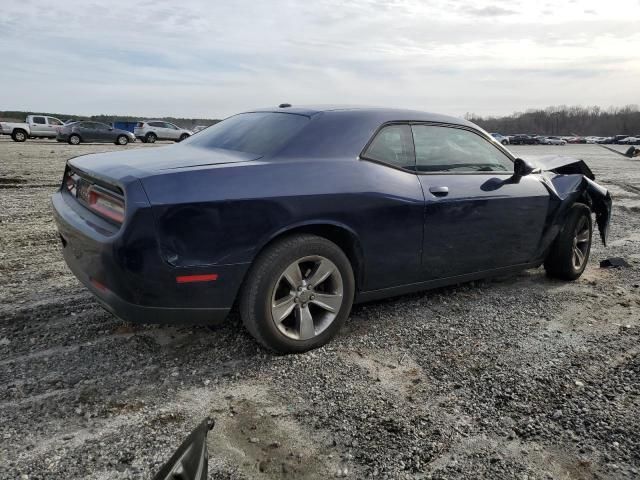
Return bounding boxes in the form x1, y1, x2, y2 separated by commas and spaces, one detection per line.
52, 106, 612, 352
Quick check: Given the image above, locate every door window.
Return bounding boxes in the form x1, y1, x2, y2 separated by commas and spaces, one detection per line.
362, 125, 415, 170
163, 122, 179, 129
47, 118, 63, 126
411, 125, 513, 173
32, 117, 46, 124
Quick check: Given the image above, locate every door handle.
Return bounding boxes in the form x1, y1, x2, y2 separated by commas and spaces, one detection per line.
429, 186, 449, 197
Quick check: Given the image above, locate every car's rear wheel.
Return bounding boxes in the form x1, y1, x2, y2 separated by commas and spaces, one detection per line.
68, 134, 81, 145
544, 203, 592, 280
501, 139, 508, 145
240, 234, 355, 353
116, 135, 129, 145
145, 133, 157, 143
12, 129, 27, 142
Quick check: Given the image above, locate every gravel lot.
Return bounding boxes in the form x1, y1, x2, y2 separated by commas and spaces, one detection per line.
0, 138, 638, 479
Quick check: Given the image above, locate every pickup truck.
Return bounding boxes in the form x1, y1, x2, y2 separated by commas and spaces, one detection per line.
0, 115, 65, 142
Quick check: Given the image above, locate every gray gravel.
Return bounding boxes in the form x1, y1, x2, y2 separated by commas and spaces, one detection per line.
0, 138, 639, 479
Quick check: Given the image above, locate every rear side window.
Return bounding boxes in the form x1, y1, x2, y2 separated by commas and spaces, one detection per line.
362, 125, 415, 170
32, 117, 46, 124
148, 122, 164, 127
186, 112, 310, 155
411, 125, 513, 173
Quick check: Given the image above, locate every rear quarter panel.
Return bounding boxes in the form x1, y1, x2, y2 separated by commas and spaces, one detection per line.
141, 157, 426, 291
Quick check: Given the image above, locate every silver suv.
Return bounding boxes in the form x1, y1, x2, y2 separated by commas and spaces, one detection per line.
134, 121, 192, 143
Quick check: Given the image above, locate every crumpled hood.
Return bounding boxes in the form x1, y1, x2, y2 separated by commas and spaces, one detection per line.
68, 144, 261, 182
532, 155, 595, 180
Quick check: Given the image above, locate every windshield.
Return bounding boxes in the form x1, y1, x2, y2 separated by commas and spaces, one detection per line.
185, 112, 309, 155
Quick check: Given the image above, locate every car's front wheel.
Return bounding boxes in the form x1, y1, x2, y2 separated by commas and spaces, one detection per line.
178, 133, 190, 142
68, 134, 81, 145
240, 234, 355, 353
544, 203, 592, 280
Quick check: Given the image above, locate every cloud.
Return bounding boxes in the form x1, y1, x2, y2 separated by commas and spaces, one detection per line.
464, 5, 517, 17
0, 0, 639, 118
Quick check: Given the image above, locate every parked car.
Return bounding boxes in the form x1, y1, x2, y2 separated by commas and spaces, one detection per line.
619, 136, 640, 145
0, 115, 64, 142
192, 125, 209, 134
134, 121, 192, 143
509, 134, 537, 145
540, 136, 567, 145
613, 135, 631, 144
490, 133, 509, 145
57, 122, 136, 145
52, 106, 612, 353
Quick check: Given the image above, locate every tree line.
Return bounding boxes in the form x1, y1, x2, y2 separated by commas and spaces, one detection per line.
4, 105, 640, 136
465, 105, 640, 136
467, 105, 640, 136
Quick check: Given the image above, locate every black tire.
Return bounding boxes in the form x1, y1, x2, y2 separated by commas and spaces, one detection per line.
178, 133, 190, 142
12, 129, 27, 142
145, 132, 157, 144
116, 135, 129, 146
68, 134, 81, 145
544, 204, 592, 280
501, 140, 508, 145
239, 234, 355, 353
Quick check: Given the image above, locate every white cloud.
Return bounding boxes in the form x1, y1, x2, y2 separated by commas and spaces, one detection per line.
1, 0, 639, 118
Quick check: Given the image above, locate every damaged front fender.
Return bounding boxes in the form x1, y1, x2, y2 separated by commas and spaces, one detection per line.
533, 155, 612, 245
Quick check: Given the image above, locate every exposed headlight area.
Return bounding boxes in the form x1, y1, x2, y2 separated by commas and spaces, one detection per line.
64, 167, 125, 225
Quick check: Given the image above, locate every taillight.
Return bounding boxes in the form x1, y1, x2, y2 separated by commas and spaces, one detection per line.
88, 187, 125, 224
136, 122, 144, 128
65, 170, 78, 195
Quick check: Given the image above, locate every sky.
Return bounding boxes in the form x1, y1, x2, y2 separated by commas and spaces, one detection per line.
1, 0, 639, 119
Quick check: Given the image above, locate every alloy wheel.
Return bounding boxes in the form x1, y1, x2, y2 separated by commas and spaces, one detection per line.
16, 132, 25, 141
270, 255, 344, 341
572, 216, 590, 269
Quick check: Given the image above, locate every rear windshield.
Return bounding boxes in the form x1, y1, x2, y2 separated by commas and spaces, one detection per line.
185, 112, 309, 155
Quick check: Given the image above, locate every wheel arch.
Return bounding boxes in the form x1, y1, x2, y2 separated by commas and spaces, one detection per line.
12, 128, 28, 140
251, 221, 365, 293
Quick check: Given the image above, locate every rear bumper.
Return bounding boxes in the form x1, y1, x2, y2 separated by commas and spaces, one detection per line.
52, 187, 245, 326
61, 243, 230, 325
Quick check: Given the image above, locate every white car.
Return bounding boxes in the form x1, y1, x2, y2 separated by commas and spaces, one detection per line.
541, 136, 567, 145
0, 115, 65, 142
490, 133, 510, 145
620, 136, 640, 145
134, 121, 192, 143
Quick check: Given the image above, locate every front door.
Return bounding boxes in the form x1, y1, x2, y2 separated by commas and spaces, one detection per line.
163, 122, 180, 140
411, 124, 549, 280
45, 117, 64, 137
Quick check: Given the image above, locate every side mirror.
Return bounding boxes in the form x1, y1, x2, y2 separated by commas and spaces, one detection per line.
512, 158, 535, 182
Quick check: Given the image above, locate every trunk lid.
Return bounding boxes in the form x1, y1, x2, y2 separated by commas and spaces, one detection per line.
67, 145, 261, 183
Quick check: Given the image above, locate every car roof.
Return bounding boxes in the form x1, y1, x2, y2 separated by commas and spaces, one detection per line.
244, 105, 478, 128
